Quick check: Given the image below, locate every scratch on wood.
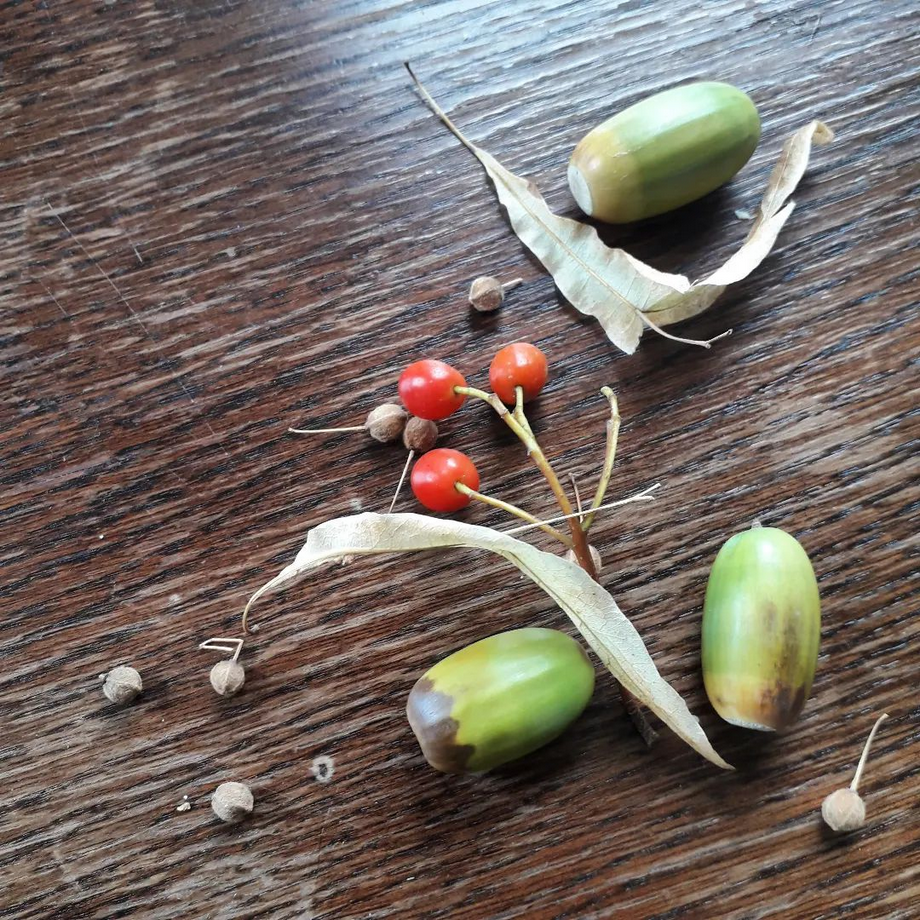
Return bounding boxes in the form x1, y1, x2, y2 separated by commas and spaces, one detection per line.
45, 199, 149, 337
33, 276, 70, 317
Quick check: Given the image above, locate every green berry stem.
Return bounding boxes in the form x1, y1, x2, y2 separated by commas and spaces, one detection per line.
453, 384, 597, 577
454, 483, 573, 548
503, 485, 659, 535
582, 387, 621, 532
512, 385, 537, 439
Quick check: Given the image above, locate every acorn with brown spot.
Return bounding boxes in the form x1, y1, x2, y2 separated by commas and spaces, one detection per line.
406, 627, 595, 773
701, 523, 821, 730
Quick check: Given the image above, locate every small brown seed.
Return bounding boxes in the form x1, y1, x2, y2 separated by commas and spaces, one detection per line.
210, 660, 245, 697
102, 666, 143, 704
365, 403, 407, 443
819, 712, 889, 834
468, 276, 504, 312
403, 417, 438, 452
211, 781, 253, 823
821, 788, 865, 833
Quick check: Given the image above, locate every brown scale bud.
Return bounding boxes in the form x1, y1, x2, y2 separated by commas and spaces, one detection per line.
565, 544, 603, 575
403, 417, 438, 452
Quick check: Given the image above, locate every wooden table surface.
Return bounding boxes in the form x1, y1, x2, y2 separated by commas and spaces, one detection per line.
2, 1, 917, 917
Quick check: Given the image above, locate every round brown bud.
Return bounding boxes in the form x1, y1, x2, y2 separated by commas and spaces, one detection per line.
821, 788, 865, 833
210, 660, 245, 697
565, 544, 603, 575
365, 403, 407, 443
468, 276, 504, 312
211, 781, 253, 823
403, 417, 438, 452
102, 666, 143, 704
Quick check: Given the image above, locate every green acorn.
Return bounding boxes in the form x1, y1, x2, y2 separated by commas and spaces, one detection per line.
406, 627, 595, 773
568, 81, 760, 223
702, 523, 820, 731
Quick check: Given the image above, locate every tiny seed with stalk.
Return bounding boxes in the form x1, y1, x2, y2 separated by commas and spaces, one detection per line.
388, 418, 440, 513
289, 403, 408, 444
468, 276, 522, 313
200, 637, 246, 697
821, 713, 889, 833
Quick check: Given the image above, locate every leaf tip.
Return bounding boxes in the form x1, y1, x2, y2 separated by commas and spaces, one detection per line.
813, 121, 835, 145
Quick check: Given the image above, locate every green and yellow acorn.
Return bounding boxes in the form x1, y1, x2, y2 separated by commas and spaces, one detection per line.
702, 523, 820, 731
568, 81, 760, 223
406, 627, 595, 773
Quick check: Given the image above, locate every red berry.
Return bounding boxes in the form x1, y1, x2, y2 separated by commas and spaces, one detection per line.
398, 359, 467, 421
489, 343, 548, 404
411, 448, 480, 513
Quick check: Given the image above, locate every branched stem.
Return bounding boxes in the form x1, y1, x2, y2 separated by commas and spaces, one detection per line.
583, 387, 620, 532
568, 473, 584, 518
455, 385, 596, 576
513, 385, 536, 440
453, 383, 656, 746
504, 484, 659, 535
455, 483, 572, 548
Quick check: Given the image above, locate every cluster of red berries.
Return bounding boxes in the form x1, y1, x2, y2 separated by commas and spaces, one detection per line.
398, 343, 548, 513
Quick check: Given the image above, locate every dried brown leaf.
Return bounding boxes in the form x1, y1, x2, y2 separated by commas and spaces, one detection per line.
244, 512, 732, 770
407, 64, 833, 354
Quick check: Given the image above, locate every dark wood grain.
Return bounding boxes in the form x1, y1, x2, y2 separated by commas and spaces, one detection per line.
1, 0, 918, 917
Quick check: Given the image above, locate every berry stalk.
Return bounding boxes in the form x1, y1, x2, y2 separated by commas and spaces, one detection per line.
454, 384, 597, 576
582, 387, 621, 532
455, 483, 573, 548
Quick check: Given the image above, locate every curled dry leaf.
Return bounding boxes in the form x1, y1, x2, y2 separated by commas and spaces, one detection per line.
406, 63, 833, 355
243, 512, 732, 770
